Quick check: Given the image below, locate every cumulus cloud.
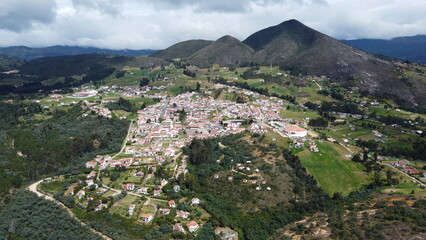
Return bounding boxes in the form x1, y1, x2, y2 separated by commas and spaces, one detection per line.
0, 0, 425, 49
0, 0, 57, 32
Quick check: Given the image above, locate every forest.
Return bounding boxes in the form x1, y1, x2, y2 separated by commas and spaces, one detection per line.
0, 190, 103, 240
0, 101, 128, 205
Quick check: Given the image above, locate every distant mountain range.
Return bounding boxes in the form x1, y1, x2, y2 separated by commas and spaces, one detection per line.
343, 35, 426, 64
2, 20, 425, 106
0, 46, 155, 60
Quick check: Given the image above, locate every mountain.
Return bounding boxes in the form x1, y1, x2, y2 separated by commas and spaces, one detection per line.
0, 46, 156, 60
242, 20, 397, 83
0, 56, 23, 72
343, 35, 426, 64
186, 35, 254, 67
0, 53, 168, 95
152, 19, 423, 105
243, 19, 319, 63
19, 53, 167, 78
150, 40, 212, 59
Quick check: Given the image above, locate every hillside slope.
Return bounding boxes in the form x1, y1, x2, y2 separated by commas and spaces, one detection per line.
20, 54, 167, 77
150, 40, 212, 60
186, 35, 254, 67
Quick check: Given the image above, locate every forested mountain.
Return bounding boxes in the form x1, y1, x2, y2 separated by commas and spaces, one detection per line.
343, 35, 426, 64
0, 46, 155, 60
151, 19, 426, 106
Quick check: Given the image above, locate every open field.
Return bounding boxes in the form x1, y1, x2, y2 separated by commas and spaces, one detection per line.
280, 109, 320, 121
110, 195, 141, 217
298, 141, 370, 196
263, 132, 290, 148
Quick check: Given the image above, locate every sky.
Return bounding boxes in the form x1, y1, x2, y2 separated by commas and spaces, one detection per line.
0, 0, 425, 49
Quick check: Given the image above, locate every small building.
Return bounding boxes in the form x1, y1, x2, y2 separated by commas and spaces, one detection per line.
85, 161, 97, 168
121, 183, 135, 191
136, 187, 148, 195
153, 189, 162, 196
175, 210, 190, 219
283, 125, 308, 138
186, 220, 200, 233
168, 200, 176, 208
173, 185, 181, 192
95, 203, 108, 212
140, 214, 153, 223
128, 204, 136, 215
191, 198, 200, 205
216, 228, 238, 240
173, 223, 185, 232
87, 170, 97, 179
76, 190, 85, 199
159, 208, 170, 215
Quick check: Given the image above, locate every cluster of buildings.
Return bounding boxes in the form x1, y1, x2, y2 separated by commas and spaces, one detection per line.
79, 86, 312, 231
90, 105, 112, 118
71, 89, 98, 98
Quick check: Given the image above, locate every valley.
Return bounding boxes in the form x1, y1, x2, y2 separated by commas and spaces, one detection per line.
0, 19, 425, 240
1, 60, 425, 239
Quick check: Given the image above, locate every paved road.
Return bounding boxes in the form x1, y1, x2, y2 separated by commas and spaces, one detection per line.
27, 179, 112, 240
160, 98, 170, 119
97, 120, 134, 181
112, 119, 134, 159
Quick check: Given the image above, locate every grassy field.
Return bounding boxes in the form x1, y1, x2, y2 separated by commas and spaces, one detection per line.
298, 141, 370, 196
39, 180, 65, 194
379, 182, 426, 196
263, 132, 290, 148
102, 190, 117, 198
110, 195, 142, 217
140, 205, 156, 214
280, 109, 320, 121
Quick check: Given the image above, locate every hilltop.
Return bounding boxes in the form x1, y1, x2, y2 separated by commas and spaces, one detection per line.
150, 40, 212, 60
186, 35, 254, 67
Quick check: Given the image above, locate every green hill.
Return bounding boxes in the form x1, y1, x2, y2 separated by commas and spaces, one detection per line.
150, 39, 212, 60
186, 35, 254, 67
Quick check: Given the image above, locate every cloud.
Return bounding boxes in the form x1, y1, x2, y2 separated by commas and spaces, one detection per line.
0, 0, 57, 32
72, 0, 123, 16
0, 0, 425, 49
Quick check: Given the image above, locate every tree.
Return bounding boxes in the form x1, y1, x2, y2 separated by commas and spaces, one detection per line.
352, 153, 361, 162
308, 117, 328, 128
178, 109, 187, 123
140, 77, 150, 87
196, 222, 216, 240
196, 82, 201, 92
386, 170, 399, 186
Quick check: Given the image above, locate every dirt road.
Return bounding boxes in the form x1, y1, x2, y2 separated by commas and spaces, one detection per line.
27, 179, 112, 240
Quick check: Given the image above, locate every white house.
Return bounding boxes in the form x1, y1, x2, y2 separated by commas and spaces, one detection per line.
191, 198, 200, 205
140, 214, 153, 223
186, 220, 200, 233
283, 125, 308, 138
